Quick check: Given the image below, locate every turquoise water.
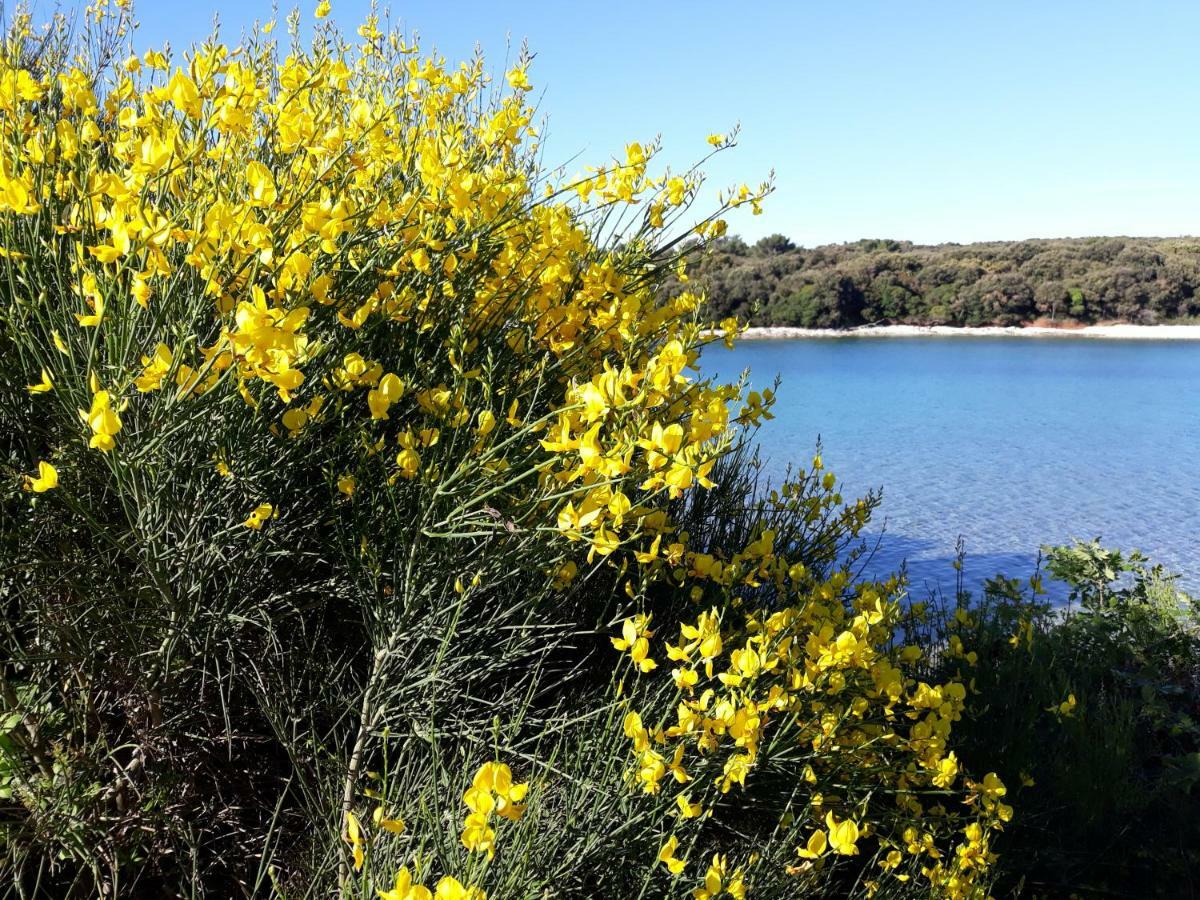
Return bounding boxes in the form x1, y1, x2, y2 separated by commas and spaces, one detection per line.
704, 338, 1200, 596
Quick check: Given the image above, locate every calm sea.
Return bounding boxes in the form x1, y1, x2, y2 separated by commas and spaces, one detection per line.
703, 337, 1200, 597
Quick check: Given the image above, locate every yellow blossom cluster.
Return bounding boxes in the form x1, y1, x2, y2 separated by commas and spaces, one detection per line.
2, 2, 766, 543
343, 763, 516, 897
610, 466, 1010, 898
460, 762, 528, 859
377, 868, 485, 900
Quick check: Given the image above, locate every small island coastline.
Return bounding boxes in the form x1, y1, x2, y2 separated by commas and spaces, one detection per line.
730, 322, 1200, 340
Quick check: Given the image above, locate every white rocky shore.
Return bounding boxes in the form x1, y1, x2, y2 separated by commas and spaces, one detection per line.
732, 323, 1200, 340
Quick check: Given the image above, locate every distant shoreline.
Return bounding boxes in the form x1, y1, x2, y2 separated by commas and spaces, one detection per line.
730, 323, 1200, 340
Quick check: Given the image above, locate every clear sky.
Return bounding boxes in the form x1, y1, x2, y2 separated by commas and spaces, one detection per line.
69, 1, 1200, 245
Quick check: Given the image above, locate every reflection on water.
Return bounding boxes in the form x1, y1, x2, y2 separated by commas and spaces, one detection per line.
705, 337, 1200, 597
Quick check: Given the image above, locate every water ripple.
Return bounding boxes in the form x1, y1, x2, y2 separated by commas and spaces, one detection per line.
704, 337, 1200, 596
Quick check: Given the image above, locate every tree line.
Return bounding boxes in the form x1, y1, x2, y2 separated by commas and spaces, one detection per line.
680, 234, 1200, 328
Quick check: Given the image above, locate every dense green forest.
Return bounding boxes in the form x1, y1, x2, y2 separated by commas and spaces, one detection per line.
685, 234, 1200, 328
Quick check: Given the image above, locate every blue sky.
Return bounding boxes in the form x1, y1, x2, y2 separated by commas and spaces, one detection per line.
76, 2, 1200, 245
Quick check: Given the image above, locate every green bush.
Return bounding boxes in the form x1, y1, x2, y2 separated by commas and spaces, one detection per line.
913, 541, 1200, 897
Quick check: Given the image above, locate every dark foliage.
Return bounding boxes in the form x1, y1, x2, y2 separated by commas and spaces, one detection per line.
915, 542, 1200, 898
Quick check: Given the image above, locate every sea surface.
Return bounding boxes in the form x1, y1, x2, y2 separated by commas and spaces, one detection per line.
702, 337, 1200, 598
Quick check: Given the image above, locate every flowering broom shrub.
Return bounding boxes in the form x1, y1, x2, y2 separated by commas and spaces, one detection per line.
0, 4, 1005, 897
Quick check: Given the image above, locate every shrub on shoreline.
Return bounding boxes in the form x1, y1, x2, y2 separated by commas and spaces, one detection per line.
10, 6, 1189, 900
912, 541, 1200, 898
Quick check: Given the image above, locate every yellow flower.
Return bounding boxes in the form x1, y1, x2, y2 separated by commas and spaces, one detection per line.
657, 834, 686, 875
719, 317, 740, 350
396, 446, 421, 480
377, 866, 432, 900
825, 811, 860, 855
337, 474, 357, 497
719, 751, 754, 793
368, 373, 404, 419
694, 853, 745, 900
371, 805, 405, 834
588, 525, 619, 560
797, 829, 827, 859
27, 368, 53, 394
315, 0, 331, 18
81, 389, 122, 452
1047, 692, 1077, 719
932, 751, 959, 788
552, 560, 577, 589
344, 810, 365, 872
75, 292, 105, 327
666, 176, 687, 206
612, 615, 657, 672
476, 409, 496, 438
134, 343, 173, 392
460, 811, 495, 858
433, 877, 485, 900
667, 744, 689, 784
678, 609, 722, 673
623, 710, 649, 752
675, 793, 703, 819
506, 65, 531, 92
460, 760, 527, 857
25, 460, 58, 492
242, 502, 275, 530
672, 666, 698, 691
980, 771, 1007, 801
467, 761, 528, 820
245, 160, 277, 206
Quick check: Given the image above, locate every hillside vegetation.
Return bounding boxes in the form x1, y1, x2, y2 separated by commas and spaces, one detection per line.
688, 234, 1200, 328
